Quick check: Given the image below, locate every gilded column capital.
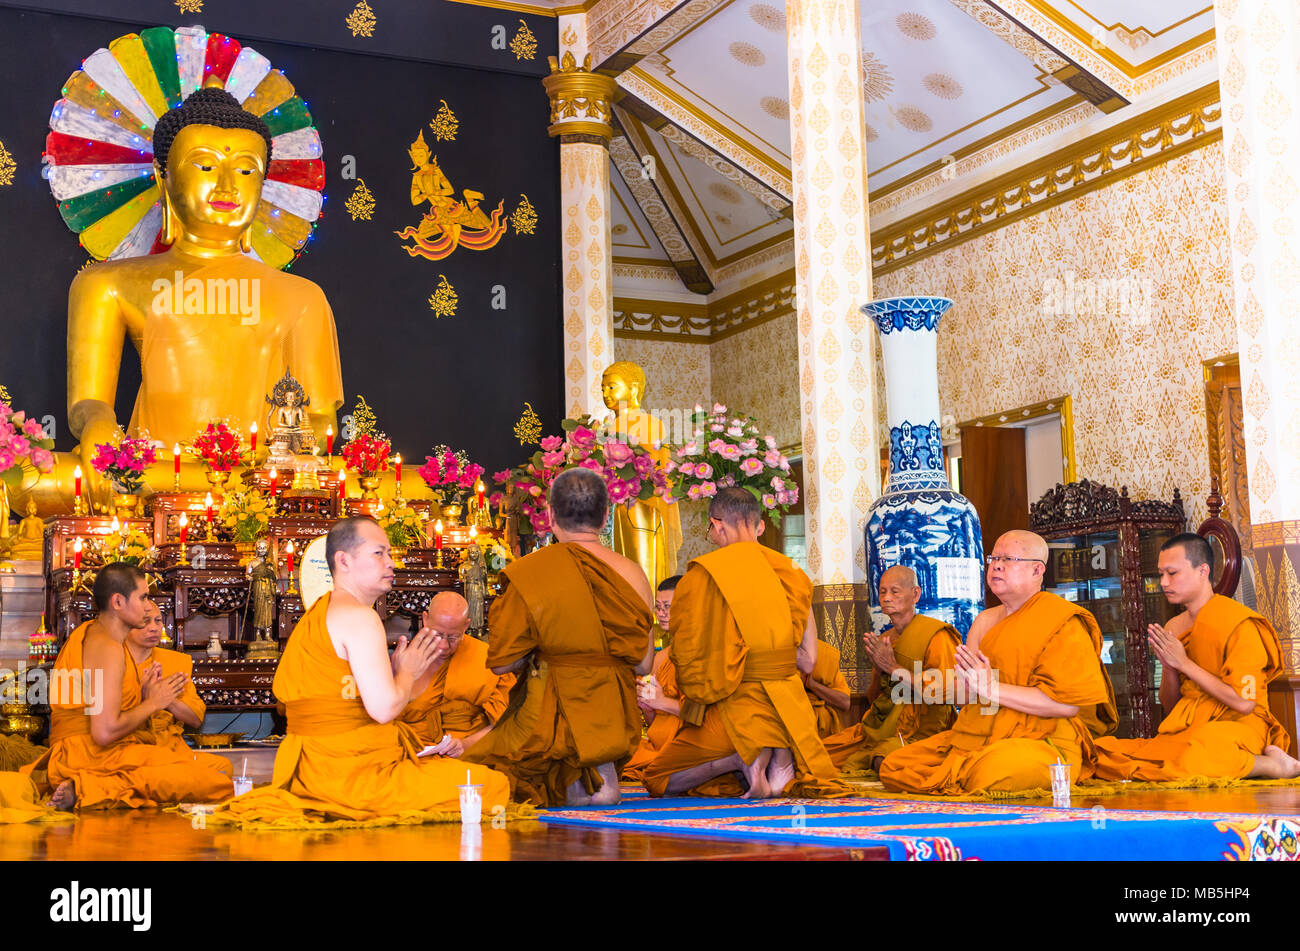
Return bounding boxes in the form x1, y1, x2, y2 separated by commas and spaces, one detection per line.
543, 51, 618, 144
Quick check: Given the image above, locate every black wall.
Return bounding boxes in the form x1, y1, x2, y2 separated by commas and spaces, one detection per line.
0, 0, 561, 477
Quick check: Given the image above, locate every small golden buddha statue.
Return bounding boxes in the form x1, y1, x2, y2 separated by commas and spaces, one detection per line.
10, 498, 45, 561
264, 369, 317, 464
20, 86, 344, 515
602, 361, 681, 589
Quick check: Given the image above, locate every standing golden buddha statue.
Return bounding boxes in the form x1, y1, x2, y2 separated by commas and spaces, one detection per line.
601, 361, 681, 589
20, 87, 343, 515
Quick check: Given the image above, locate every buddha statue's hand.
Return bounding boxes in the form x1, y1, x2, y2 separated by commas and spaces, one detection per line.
75, 411, 123, 511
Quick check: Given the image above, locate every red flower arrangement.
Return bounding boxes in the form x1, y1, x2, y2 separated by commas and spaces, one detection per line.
90, 434, 157, 493
341, 432, 392, 478
191, 422, 244, 473
417, 445, 485, 506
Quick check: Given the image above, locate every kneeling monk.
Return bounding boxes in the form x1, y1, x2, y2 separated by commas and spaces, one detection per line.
127, 599, 205, 755
623, 575, 685, 783
1091, 533, 1300, 782
822, 565, 960, 773
465, 468, 655, 806
399, 591, 515, 757
642, 488, 852, 799
880, 531, 1117, 796
24, 563, 233, 809
212, 517, 510, 825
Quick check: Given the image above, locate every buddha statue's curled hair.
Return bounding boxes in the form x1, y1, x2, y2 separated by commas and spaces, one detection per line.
153, 87, 275, 176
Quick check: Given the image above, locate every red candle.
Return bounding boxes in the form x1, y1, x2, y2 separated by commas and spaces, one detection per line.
173, 443, 181, 478
74, 465, 82, 503
475, 478, 485, 508
178, 513, 188, 545
250, 422, 258, 453
269, 467, 278, 495
326, 425, 334, 456
338, 470, 347, 501
434, 519, 444, 550
73, 537, 83, 571
286, 539, 295, 575
395, 453, 402, 485
205, 491, 214, 527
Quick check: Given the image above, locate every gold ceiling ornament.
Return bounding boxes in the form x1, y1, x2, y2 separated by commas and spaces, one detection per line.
0, 140, 14, 187
428, 274, 459, 318
510, 19, 538, 60
542, 52, 617, 142
345, 0, 378, 38
429, 100, 459, 143
510, 193, 538, 235
862, 51, 894, 103
896, 11, 936, 40
174, 0, 202, 12
513, 402, 543, 446
345, 180, 376, 221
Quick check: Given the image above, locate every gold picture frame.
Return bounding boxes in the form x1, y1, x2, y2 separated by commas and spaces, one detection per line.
957, 396, 1077, 484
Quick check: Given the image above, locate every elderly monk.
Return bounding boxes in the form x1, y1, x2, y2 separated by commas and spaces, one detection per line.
124, 600, 205, 753
1091, 533, 1300, 781
213, 517, 510, 824
23, 563, 233, 810
399, 591, 515, 757
622, 575, 685, 784
642, 488, 852, 800
465, 468, 655, 807
880, 530, 1117, 795
804, 639, 851, 738
823, 565, 960, 773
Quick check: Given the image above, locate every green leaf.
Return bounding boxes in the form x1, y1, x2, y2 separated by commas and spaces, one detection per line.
560, 418, 579, 432
617, 463, 636, 480
0, 467, 21, 488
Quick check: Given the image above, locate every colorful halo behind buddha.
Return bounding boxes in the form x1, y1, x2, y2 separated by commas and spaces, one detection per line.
43, 25, 324, 270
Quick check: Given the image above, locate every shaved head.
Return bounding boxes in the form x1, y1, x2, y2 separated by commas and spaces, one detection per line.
428, 591, 470, 631
880, 565, 918, 588
997, 530, 1049, 563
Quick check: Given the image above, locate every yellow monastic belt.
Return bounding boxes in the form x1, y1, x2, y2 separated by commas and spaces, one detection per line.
48, 708, 152, 745
741, 648, 798, 682
285, 698, 374, 736
538, 652, 623, 668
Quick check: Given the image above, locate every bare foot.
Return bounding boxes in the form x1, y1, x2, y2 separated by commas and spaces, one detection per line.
47, 780, 75, 811
742, 749, 773, 800
565, 778, 592, 807
1258, 745, 1300, 779
589, 763, 622, 806
767, 748, 796, 798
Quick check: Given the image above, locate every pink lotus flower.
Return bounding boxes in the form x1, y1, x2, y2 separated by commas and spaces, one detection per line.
633, 454, 655, 477
771, 476, 786, 491
22, 418, 44, 438
570, 426, 597, 450
532, 510, 553, 534
764, 449, 783, 468
529, 484, 543, 497
712, 403, 727, 415
726, 425, 744, 438
686, 484, 705, 501
608, 479, 634, 504
680, 441, 701, 457
699, 481, 717, 498
710, 424, 725, 433
719, 444, 742, 461
677, 461, 696, 477
719, 475, 736, 488
0, 449, 14, 472
707, 439, 726, 455
762, 494, 777, 508
541, 451, 565, 467
540, 435, 564, 452
492, 469, 512, 484
739, 439, 758, 455
779, 456, 791, 472
765, 435, 777, 450
740, 457, 763, 477
578, 458, 603, 473
604, 440, 634, 466
30, 447, 53, 471
694, 462, 713, 480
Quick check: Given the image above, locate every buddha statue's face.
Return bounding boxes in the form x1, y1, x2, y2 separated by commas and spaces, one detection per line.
164, 124, 267, 242
409, 141, 431, 167
602, 371, 641, 411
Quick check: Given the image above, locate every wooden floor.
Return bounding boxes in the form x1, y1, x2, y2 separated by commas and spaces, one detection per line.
2, 786, 1298, 861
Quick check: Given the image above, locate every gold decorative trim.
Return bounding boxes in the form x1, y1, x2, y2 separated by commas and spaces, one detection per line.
544, 52, 618, 141
613, 268, 797, 343
872, 84, 1221, 275
1253, 522, 1300, 548
959, 396, 1077, 484
445, 0, 559, 17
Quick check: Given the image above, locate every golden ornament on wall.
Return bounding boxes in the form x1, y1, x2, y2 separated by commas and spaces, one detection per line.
345, 179, 376, 220
510, 194, 538, 235
514, 402, 543, 445
395, 128, 507, 261
0, 140, 15, 187
175, 0, 202, 12
351, 395, 378, 437
346, 0, 378, 37
510, 19, 538, 61
429, 100, 459, 142
428, 275, 458, 318
561, 25, 578, 48
0, 383, 10, 403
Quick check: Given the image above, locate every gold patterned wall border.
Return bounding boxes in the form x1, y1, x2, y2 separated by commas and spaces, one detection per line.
346, 1, 378, 37
1251, 522, 1300, 550
345, 180, 376, 221
0, 140, 14, 187
871, 84, 1222, 276
959, 396, 1077, 484
613, 297, 711, 341
428, 275, 458, 318
709, 272, 795, 340
613, 268, 796, 343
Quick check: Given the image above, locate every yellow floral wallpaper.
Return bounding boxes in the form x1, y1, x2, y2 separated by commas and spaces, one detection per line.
710, 319, 801, 451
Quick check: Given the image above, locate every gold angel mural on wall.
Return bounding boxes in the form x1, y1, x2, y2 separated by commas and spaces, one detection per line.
394, 129, 507, 262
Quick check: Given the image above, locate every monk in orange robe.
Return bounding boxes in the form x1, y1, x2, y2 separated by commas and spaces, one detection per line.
823, 565, 960, 772
1091, 533, 1300, 781
623, 574, 684, 782
465, 468, 655, 807
399, 591, 515, 755
125, 599, 205, 753
211, 517, 511, 825
880, 531, 1117, 796
23, 563, 233, 810
642, 488, 853, 800
804, 640, 850, 738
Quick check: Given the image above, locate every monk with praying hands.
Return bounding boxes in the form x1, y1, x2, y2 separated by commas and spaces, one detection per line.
399, 591, 515, 757
464, 468, 656, 807
641, 488, 851, 800
880, 530, 1118, 796
212, 516, 511, 825
24, 563, 233, 810
126, 599, 205, 755
1089, 533, 1300, 782
822, 565, 960, 773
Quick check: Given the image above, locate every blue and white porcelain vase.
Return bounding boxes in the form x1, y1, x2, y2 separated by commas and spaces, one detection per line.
862, 296, 984, 638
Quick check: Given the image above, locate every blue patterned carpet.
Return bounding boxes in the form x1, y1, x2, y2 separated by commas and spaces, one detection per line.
539, 793, 1300, 861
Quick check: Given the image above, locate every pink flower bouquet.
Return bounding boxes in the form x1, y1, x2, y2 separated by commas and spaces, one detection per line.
0, 400, 55, 488
670, 404, 796, 522
91, 434, 157, 494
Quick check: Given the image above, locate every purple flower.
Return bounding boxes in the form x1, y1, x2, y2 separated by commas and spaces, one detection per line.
633, 454, 655, 477
607, 479, 634, 504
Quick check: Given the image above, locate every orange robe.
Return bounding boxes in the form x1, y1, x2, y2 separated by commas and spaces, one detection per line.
1090, 595, 1290, 781
132, 646, 206, 754
642, 542, 853, 798
822, 614, 960, 770
463, 543, 653, 806
21, 621, 233, 809
399, 635, 516, 747
211, 593, 510, 824
621, 649, 683, 783
805, 640, 850, 738
880, 592, 1117, 795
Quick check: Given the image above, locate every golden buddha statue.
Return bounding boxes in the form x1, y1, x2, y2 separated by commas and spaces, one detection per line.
602, 361, 681, 589
10, 498, 45, 561
20, 87, 344, 515
264, 369, 317, 464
